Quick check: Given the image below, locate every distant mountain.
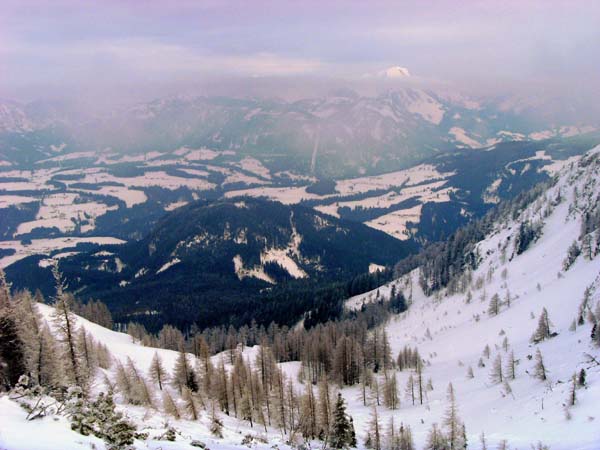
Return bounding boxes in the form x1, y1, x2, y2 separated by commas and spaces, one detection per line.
1, 90, 597, 177
6, 198, 415, 329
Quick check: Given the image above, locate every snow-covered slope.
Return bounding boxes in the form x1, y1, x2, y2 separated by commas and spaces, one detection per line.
1, 147, 599, 450
347, 146, 600, 448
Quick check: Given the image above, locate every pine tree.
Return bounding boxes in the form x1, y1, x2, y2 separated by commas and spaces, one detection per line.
330, 393, 354, 449
148, 352, 167, 390
533, 348, 547, 381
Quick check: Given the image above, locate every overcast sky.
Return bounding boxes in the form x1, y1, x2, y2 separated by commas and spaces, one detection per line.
1, 0, 599, 103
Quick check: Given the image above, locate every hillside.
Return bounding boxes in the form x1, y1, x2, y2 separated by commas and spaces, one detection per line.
0, 147, 599, 450
6, 198, 413, 329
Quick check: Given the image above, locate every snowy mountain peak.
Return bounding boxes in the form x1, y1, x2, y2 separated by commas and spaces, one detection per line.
380, 66, 411, 78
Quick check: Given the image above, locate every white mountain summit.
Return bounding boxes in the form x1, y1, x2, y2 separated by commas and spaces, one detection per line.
379, 65, 411, 78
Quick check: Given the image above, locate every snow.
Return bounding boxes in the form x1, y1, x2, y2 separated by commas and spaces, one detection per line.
335, 164, 452, 196
404, 91, 445, 125
369, 263, 385, 273
1, 147, 600, 450
0, 237, 126, 268
235, 157, 272, 180
233, 254, 275, 284
225, 186, 326, 204
379, 66, 411, 78
0, 396, 105, 450
344, 150, 600, 448
156, 258, 181, 274
15, 193, 118, 236
0, 195, 38, 208
77, 170, 216, 191
74, 186, 147, 208
183, 148, 222, 161
164, 201, 188, 211
365, 204, 422, 240
449, 127, 482, 148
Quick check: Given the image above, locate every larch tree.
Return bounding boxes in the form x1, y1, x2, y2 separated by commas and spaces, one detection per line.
415, 358, 424, 405
398, 422, 415, 450
488, 293, 500, 316
533, 348, 547, 381
443, 383, 466, 449
364, 406, 382, 450
51, 264, 83, 387
162, 389, 180, 419
383, 371, 399, 410
148, 352, 168, 390
489, 354, 503, 384
531, 308, 553, 343
568, 372, 577, 407
405, 374, 416, 405
172, 347, 198, 393
317, 376, 333, 441
182, 386, 200, 421
505, 351, 517, 380
424, 423, 448, 450
210, 400, 224, 438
